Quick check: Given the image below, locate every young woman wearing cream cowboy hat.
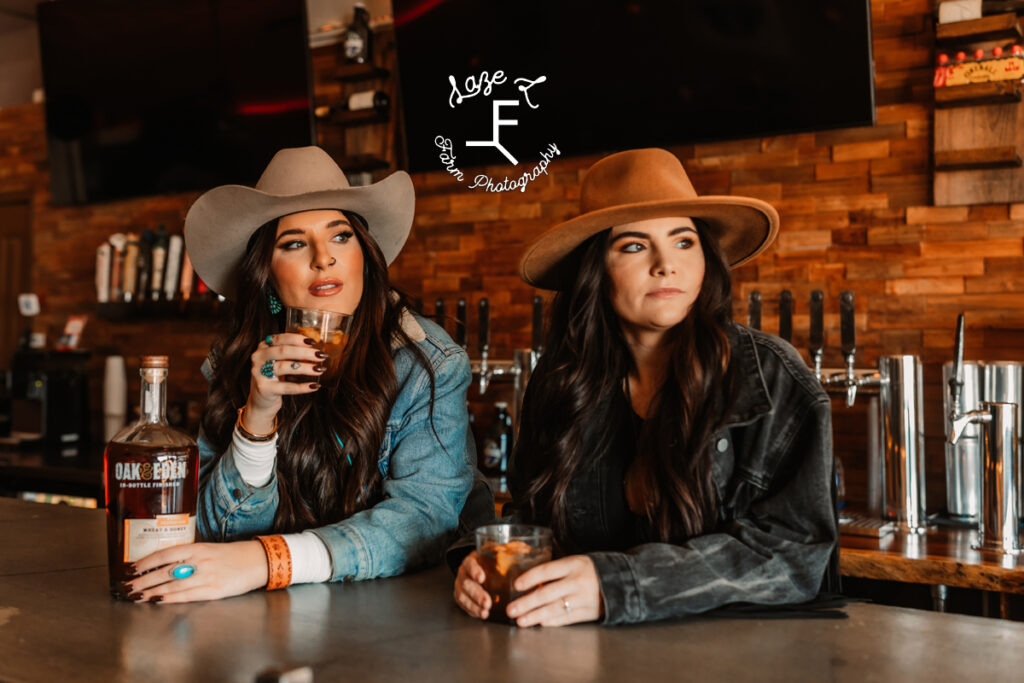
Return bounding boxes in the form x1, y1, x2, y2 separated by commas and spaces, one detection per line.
122, 146, 491, 603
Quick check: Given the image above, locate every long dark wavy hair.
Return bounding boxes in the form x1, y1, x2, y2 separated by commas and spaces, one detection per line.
514, 219, 739, 545
201, 211, 434, 533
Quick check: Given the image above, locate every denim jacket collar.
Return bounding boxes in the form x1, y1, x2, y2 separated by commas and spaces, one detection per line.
389, 288, 426, 349
395, 307, 426, 347
722, 322, 774, 428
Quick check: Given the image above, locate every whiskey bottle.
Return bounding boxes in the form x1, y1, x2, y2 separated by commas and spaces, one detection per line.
343, 3, 372, 64
104, 356, 199, 599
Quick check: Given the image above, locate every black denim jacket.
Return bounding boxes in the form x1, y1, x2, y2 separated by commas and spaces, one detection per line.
499, 322, 838, 626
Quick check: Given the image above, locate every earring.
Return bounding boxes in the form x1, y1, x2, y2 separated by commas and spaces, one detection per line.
266, 286, 282, 315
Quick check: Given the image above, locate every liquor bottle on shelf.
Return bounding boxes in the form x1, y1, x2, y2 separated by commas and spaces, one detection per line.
104, 356, 199, 599
136, 231, 154, 302
314, 90, 390, 119
122, 233, 139, 302
343, 3, 372, 64
481, 402, 512, 480
163, 234, 184, 302
150, 224, 169, 301
96, 242, 112, 303
109, 233, 126, 302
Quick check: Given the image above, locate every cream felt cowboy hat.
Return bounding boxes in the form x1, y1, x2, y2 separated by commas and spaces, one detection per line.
518, 148, 780, 290
184, 146, 414, 299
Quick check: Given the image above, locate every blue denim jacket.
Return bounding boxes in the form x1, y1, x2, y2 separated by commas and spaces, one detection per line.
196, 312, 477, 582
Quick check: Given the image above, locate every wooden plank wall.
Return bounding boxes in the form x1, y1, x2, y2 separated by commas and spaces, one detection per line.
0, 0, 1021, 509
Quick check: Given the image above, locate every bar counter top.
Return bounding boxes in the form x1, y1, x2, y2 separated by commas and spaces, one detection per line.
3, 498, 1024, 682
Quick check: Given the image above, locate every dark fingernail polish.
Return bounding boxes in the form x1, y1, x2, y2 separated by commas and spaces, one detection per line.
303, 338, 316, 345
309, 383, 320, 389
315, 351, 328, 359
128, 592, 143, 601
149, 596, 163, 603
313, 365, 326, 372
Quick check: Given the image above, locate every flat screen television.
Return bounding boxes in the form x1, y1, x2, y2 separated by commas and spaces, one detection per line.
37, 0, 315, 205
394, 0, 876, 174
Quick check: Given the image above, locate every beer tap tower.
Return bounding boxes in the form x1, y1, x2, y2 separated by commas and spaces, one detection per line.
435, 296, 545, 435
947, 313, 1021, 554
749, 289, 927, 532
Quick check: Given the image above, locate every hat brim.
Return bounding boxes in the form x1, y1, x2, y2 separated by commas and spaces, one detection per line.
184, 171, 415, 299
518, 196, 779, 290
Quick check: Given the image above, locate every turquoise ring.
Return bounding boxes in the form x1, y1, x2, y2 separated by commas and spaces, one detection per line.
261, 360, 275, 379
264, 335, 274, 346
170, 564, 195, 580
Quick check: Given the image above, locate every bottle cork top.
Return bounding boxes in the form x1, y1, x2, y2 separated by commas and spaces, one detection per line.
141, 356, 169, 368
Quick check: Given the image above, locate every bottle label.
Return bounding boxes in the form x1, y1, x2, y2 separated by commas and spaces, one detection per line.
482, 439, 502, 468
114, 455, 190, 485
344, 34, 364, 59
348, 91, 376, 111
123, 514, 196, 562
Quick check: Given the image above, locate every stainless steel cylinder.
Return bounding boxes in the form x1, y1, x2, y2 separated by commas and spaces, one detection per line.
879, 355, 927, 532
978, 402, 1021, 554
981, 363, 1023, 519
867, 396, 883, 517
943, 361, 983, 519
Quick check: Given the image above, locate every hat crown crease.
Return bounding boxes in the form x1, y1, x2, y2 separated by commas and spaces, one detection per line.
256, 146, 350, 196
580, 151, 697, 214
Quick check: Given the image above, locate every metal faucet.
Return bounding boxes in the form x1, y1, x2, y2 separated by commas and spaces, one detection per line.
465, 296, 545, 435
817, 291, 884, 408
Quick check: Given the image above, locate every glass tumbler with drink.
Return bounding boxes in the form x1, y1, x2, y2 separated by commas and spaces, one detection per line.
284, 306, 353, 382
475, 524, 554, 624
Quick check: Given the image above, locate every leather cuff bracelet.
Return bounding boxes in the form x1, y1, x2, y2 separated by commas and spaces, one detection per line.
255, 534, 292, 590
236, 407, 277, 443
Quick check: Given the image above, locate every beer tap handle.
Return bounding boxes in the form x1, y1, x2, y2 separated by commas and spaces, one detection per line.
779, 290, 793, 343
478, 298, 490, 395
479, 298, 490, 355
456, 298, 468, 349
434, 298, 446, 331
748, 291, 762, 331
840, 290, 856, 362
840, 291, 858, 406
810, 290, 824, 376
531, 295, 544, 354
949, 312, 966, 416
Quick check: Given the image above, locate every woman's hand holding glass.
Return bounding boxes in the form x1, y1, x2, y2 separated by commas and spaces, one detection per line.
245, 333, 326, 432
455, 552, 604, 626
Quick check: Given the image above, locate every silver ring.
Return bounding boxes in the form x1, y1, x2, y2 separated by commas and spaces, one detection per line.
290, 361, 301, 370
562, 598, 571, 613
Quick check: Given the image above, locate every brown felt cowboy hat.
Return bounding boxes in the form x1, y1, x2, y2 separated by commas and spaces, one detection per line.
519, 148, 779, 290
184, 146, 414, 299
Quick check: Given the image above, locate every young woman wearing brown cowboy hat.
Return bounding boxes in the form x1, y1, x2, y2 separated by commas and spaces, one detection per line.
120, 146, 491, 603
453, 148, 837, 626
